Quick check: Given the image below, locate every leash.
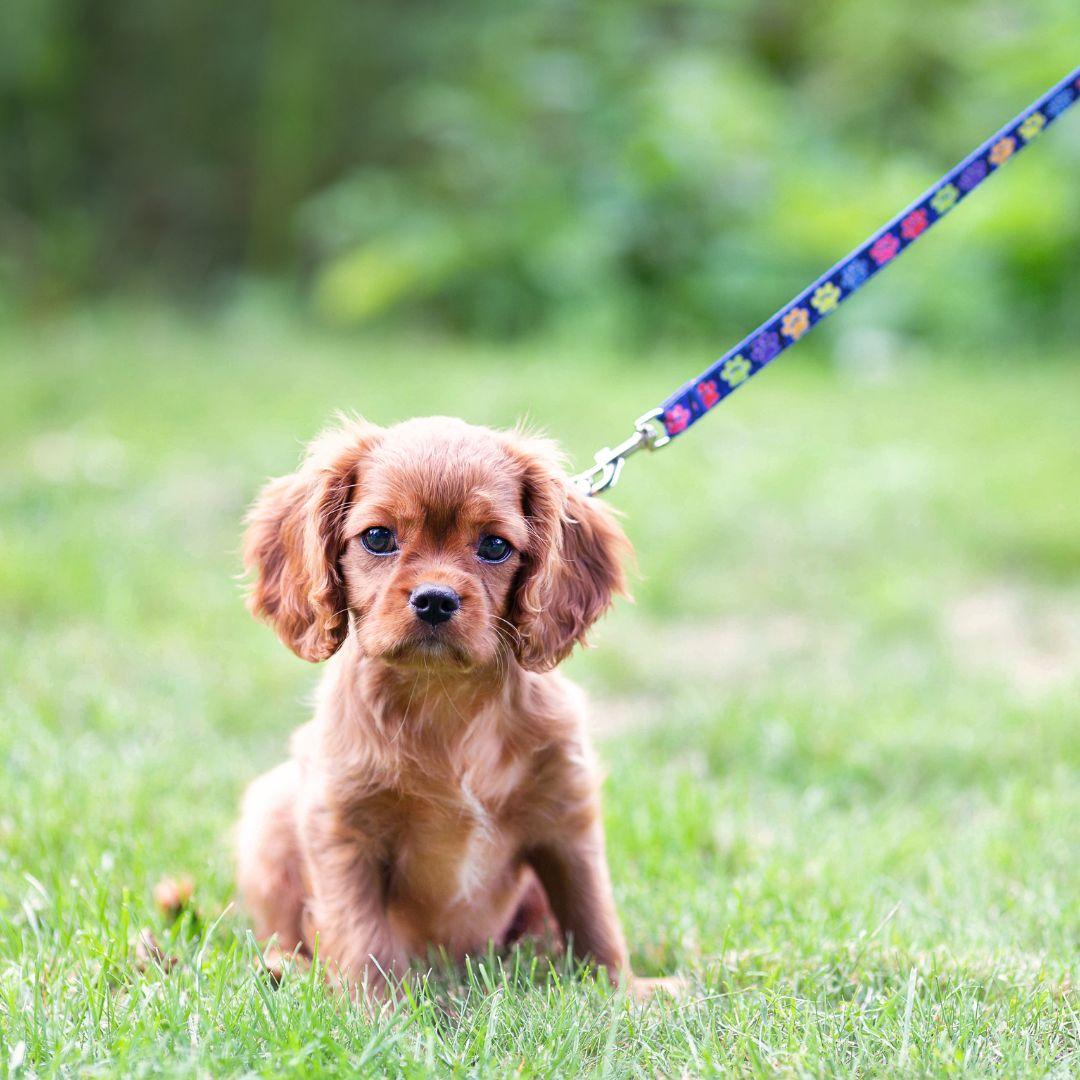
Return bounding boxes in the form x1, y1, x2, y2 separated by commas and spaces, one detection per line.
574, 66, 1080, 496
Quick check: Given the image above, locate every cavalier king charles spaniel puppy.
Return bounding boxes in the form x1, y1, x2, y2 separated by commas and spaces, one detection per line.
236, 415, 673, 999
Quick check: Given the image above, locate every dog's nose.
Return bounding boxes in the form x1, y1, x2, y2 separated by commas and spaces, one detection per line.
409, 584, 460, 626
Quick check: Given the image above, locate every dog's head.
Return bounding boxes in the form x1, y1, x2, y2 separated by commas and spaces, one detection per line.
243, 416, 630, 673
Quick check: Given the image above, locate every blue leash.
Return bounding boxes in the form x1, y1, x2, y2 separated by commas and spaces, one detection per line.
575, 66, 1080, 496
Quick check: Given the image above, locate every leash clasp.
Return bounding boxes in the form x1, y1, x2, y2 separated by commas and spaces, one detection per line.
573, 408, 671, 496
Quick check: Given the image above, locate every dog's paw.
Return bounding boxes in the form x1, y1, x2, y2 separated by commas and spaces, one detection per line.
259, 944, 310, 986
629, 974, 688, 1002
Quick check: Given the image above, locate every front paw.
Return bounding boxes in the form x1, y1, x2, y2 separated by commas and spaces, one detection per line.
258, 943, 310, 986
630, 974, 688, 1002
327, 950, 410, 1007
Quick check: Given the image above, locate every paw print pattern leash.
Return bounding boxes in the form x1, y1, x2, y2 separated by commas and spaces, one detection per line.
574, 65, 1080, 497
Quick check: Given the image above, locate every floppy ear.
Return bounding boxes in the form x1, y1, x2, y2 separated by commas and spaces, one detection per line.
510, 440, 631, 672
243, 420, 380, 662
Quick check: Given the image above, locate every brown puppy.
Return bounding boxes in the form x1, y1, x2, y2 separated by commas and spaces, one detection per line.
236, 415, 658, 998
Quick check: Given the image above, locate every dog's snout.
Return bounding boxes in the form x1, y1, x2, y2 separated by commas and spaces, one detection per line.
409, 584, 461, 626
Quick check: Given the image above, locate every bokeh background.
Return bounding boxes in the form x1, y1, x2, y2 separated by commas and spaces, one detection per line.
3, 0, 1079, 347
1, 2, 1078, 1074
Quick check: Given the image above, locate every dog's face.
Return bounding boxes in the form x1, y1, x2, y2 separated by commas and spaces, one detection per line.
244, 417, 629, 673
339, 419, 533, 670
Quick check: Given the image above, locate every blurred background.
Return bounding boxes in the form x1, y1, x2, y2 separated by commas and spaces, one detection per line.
2, 0, 1079, 346
1, 3, 1078, 1071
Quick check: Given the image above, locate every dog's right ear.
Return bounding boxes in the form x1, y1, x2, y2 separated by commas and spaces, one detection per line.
243, 419, 381, 662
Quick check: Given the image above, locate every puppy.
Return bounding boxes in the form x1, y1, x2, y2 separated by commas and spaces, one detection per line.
236, 415, 660, 998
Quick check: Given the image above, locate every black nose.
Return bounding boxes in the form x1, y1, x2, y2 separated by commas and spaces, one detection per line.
409, 584, 460, 626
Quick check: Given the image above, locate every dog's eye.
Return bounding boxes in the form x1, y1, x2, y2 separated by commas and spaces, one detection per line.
476, 535, 513, 564
360, 526, 397, 556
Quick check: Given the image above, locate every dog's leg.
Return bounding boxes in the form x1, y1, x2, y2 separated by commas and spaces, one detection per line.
526, 825, 630, 984
236, 762, 307, 955
301, 811, 408, 998
499, 866, 559, 947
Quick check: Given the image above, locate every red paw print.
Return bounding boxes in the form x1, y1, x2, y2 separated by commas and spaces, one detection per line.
697, 380, 720, 409
901, 209, 928, 240
870, 232, 900, 265
664, 404, 692, 434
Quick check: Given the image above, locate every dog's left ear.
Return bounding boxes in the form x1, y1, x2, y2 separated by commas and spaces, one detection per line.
508, 438, 631, 672
243, 419, 381, 662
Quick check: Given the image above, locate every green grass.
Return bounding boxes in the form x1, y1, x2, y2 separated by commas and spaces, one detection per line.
0, 304, 1077, 1076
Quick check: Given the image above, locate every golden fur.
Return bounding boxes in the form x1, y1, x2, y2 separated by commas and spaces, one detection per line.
236, 415, 670, 998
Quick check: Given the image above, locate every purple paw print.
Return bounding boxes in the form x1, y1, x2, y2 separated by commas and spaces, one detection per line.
957, 159, 988, 192
750, 331, 780, 365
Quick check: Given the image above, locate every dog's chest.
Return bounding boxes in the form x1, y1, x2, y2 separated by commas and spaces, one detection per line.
386, 760, 527, 906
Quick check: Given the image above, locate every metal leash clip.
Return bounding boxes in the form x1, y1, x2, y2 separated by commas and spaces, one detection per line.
572, 408, 672, 496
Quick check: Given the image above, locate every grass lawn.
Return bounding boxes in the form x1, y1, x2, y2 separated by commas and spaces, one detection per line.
0, 305, 1077, 1076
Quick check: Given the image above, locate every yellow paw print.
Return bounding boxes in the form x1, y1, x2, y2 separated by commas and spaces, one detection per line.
811, 282, 841, 315
1019, 112, 1045, 141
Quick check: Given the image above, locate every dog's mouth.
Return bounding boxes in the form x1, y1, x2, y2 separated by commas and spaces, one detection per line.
381, 632, 475, 670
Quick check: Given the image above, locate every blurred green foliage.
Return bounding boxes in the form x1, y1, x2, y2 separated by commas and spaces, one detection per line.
1, 0, 1078, 345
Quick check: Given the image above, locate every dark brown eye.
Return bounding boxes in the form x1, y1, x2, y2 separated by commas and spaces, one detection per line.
476, 535, 512, 563
360, 526, 397, 555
